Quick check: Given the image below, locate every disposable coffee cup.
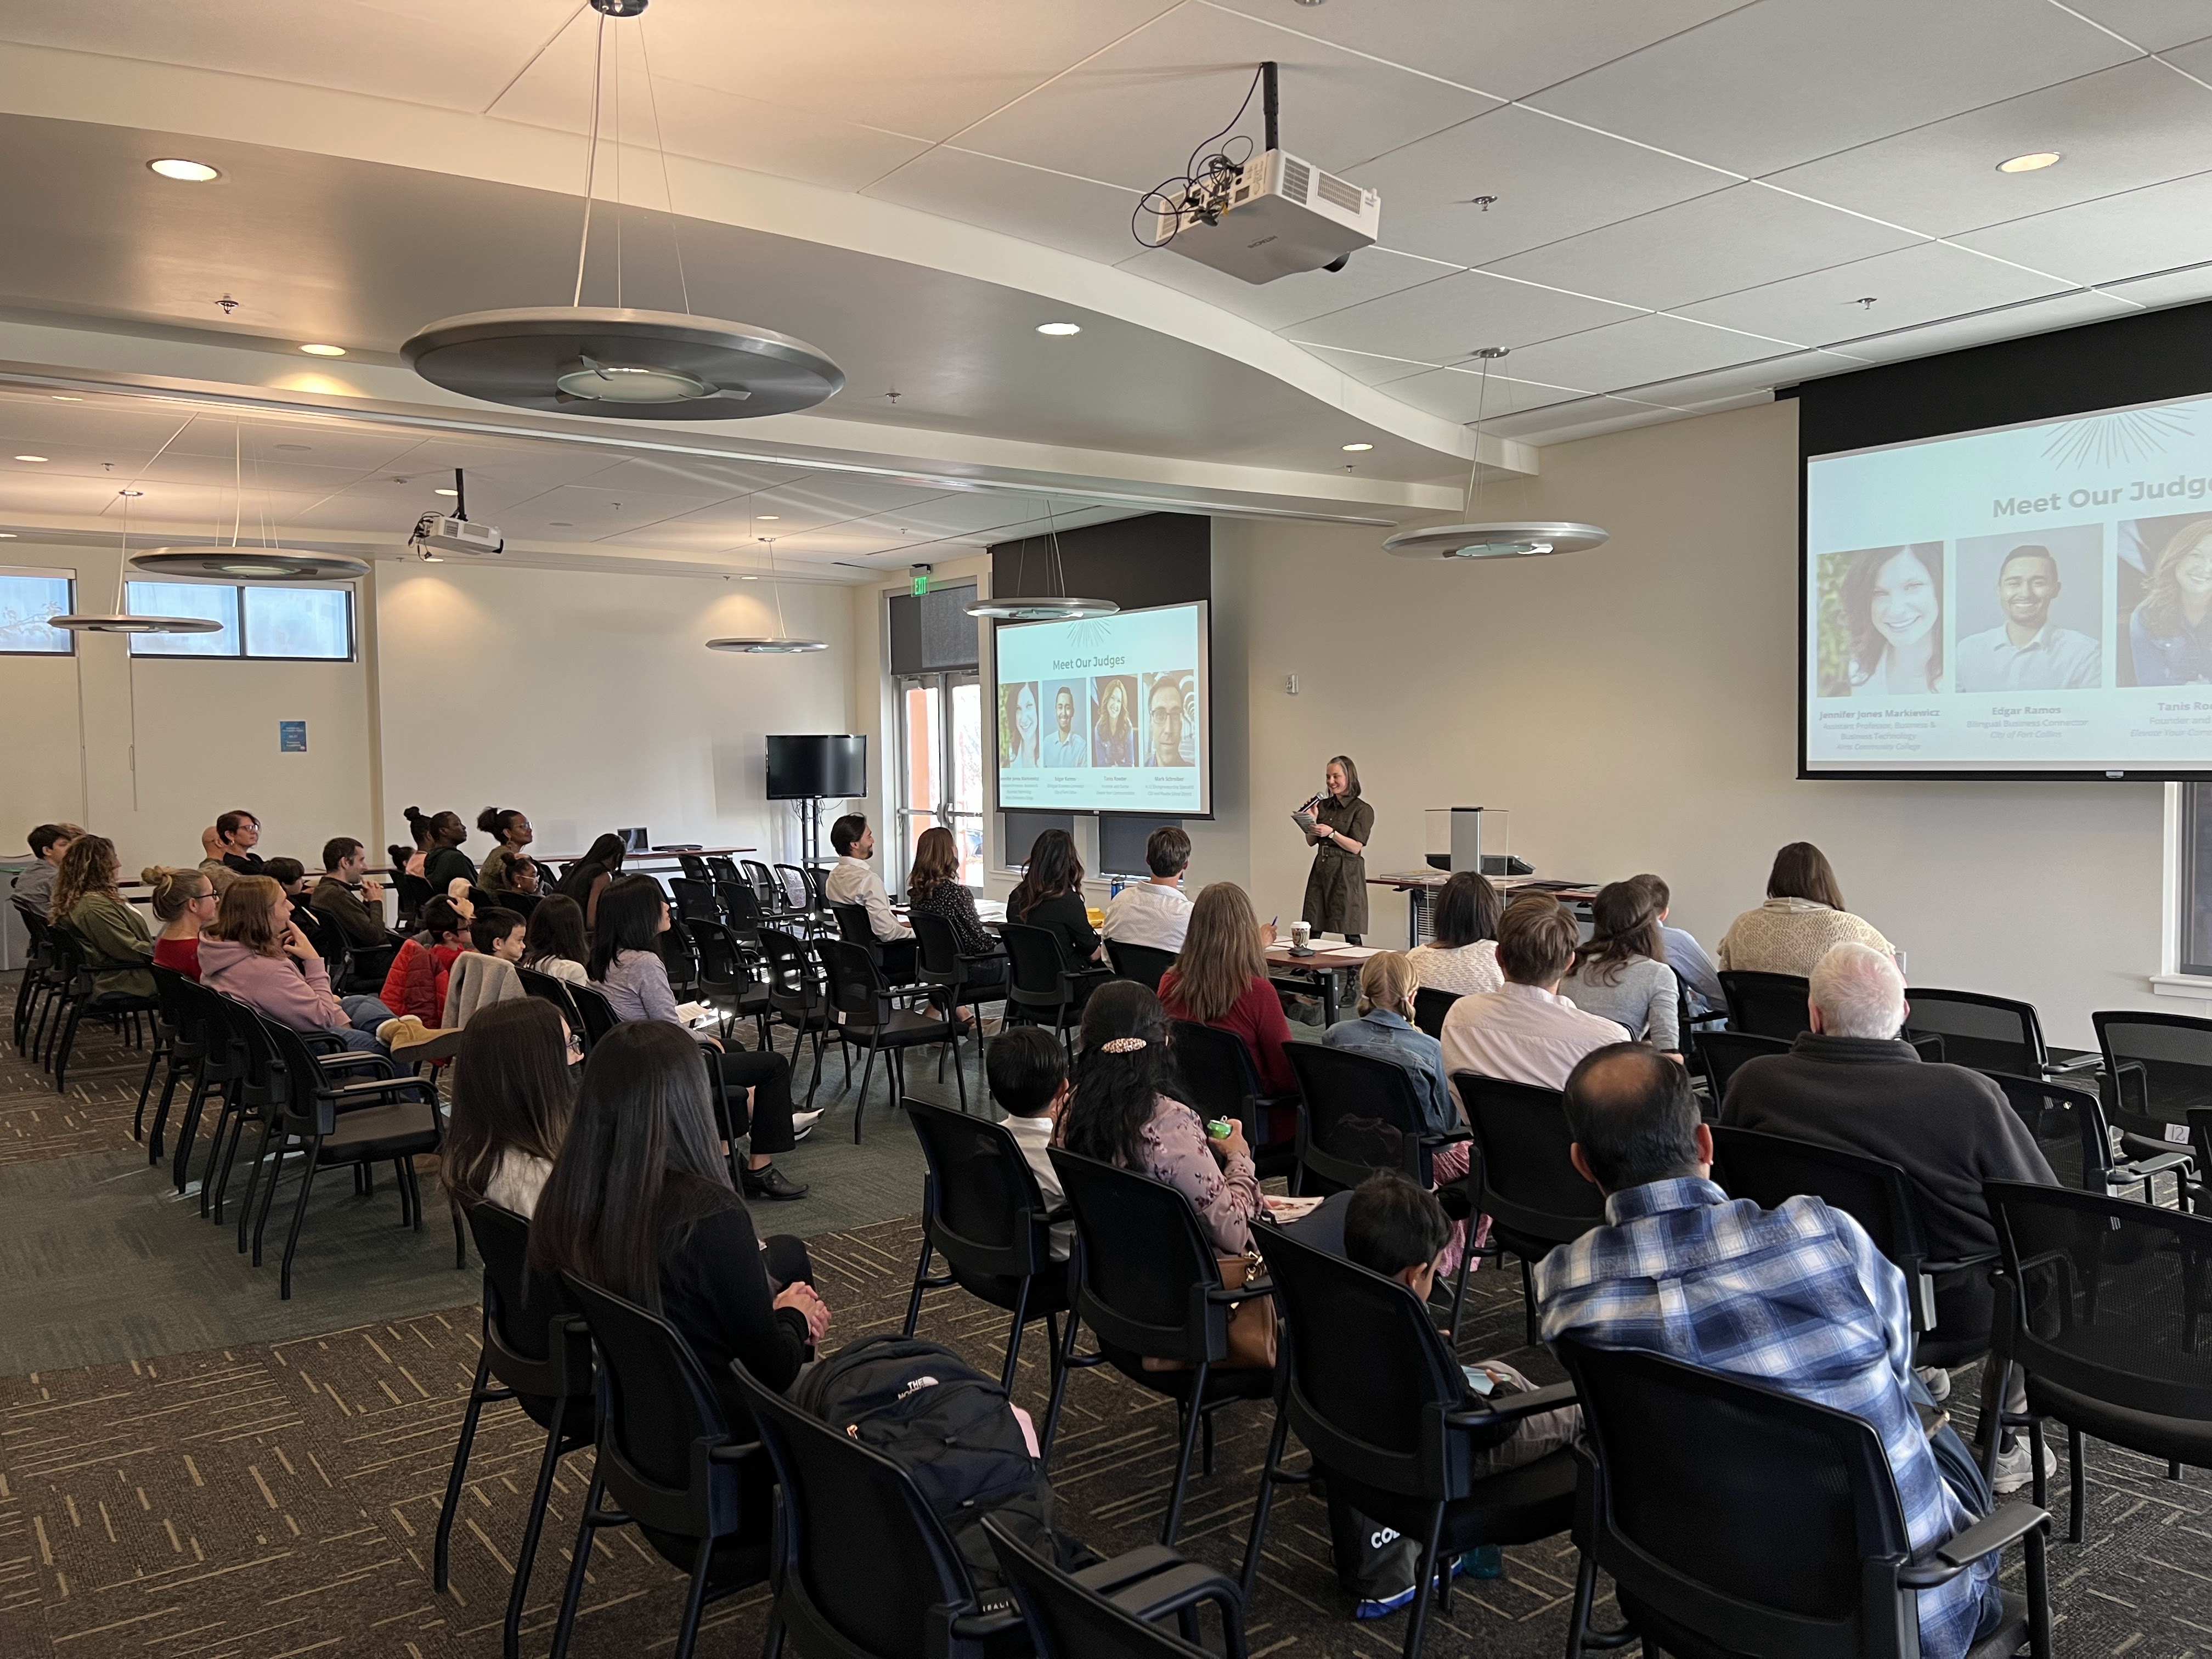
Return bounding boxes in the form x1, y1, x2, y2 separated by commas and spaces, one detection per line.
1292, 922, 1312, 949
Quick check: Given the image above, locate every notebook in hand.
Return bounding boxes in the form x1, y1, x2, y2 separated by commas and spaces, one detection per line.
1291, 809, 1318, 834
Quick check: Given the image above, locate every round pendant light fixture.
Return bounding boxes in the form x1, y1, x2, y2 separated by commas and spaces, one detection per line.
132, 548, 369, 581
706, 532, 828, 653
1383, 348, 1610, 565
402, 0, 842, 421
967, 497, 1118, 622
53, 486, 227, 635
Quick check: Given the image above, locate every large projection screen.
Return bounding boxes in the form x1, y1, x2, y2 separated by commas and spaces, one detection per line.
1803, 388, 2212, 779
994, 601, 1211, 815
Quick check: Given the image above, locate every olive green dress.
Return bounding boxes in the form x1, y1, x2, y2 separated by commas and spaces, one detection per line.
1300, 794, 1374, 938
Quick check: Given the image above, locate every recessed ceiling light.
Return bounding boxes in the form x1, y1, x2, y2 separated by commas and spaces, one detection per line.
13, 455, 47, 463
757, 514, 780, 520
1035, 321, 1082, 336
1997, 151, 2061, 174
0, 533, 15, 538
741, 574, 759, 580
1342, 442, 1373, 452
298, 342, 347, 357
52, 394, 81, 402
434, 487, 458, 496
148, 158, 220, 183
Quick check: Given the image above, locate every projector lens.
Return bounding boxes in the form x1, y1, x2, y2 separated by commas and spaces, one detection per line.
556, 360, 712, 403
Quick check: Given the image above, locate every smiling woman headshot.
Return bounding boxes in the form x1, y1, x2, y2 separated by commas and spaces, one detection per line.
1819, 542, 1945, 697
2128, 518, 2212, 686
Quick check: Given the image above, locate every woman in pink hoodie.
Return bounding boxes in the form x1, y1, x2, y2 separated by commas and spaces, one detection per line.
200, 876, 442, 1057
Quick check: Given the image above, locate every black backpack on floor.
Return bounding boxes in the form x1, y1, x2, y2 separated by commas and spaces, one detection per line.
794, 1333, 1075, 1601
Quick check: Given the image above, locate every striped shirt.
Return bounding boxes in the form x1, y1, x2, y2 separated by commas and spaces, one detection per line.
1534, 1178, 1997, 1659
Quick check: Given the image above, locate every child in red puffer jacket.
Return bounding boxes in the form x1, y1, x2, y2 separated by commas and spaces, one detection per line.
381, 894, 471, 1023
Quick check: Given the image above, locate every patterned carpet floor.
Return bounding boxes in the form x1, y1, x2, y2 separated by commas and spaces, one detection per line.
4, 994, 2210, 1657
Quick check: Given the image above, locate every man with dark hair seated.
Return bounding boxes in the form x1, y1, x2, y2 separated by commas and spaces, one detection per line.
1537, 1043, 2006, 1659
1101, 825, 1193, 952
311, 837, 397, 980
12, 822, 83, 915
822, 812, 915, 979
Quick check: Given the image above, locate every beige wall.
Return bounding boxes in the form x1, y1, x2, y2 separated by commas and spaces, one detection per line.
1225, 398, 2165, 1048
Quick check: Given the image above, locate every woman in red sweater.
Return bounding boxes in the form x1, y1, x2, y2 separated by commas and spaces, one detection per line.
1158, 881, 1295, 1098
145, 864, 218, 980
381, 894, 471, 1023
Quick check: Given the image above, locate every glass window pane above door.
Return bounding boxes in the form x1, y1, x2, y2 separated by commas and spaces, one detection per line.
243, 586, 352, 659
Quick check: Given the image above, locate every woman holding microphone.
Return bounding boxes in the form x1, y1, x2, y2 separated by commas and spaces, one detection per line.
1299, 754, 1373, 944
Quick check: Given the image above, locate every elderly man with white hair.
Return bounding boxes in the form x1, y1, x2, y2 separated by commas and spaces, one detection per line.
1720, 940, 2056, 1490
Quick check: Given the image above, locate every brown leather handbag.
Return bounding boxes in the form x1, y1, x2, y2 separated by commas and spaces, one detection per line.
1144, 1249, 1277, 1372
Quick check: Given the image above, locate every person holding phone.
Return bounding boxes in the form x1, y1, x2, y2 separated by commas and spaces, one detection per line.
1300, 754, 1373, 945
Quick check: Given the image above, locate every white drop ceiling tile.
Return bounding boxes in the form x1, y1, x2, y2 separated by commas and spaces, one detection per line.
1673, 240, 2075, 347
1526, 0, 2139, 177
1493, 314, 1802, 397
1819, 288, 2140, 365
1203, 0, 1752, 103
1763, 58, 2212, 239
2096, 265, 2212, 310
1628, 347, 1874, 406
2062, 3, 2212, 51
1296, 343, 1444, 386
1484, 396, 1679, 444
1949, 168, 2212, 284
1482, 184, 1923, 312
1117, 244, 1460, 332
1375, 366, 1598, 425
863, 149, 1144, 266
951, 4, 1493, 188
1290, 268, 1643, 360
506, 484, 727, 539
1355, 105, 1730, 268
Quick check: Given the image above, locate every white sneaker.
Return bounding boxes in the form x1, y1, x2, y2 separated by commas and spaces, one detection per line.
788, 1109, 823, 1142
1915, 1365, 1953, 1404
1990, 1436, 2057, 1494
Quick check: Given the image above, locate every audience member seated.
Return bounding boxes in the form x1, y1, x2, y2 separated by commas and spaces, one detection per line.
1560, 881, 1681, 1053
1323, 951, 1455, 1138
210, 809, 268, 877
506, 855, 541, 895
986, 1025, 1072, 1262
1717, 840, 1894, 975
311, 838, 394, 953
1720, 940, 2056, 1485
145, 865, 217, 981
11, 822, 82, 916
557, 832, 628, 929
1407, 869, 1504, 996
1630, 872, 1722, 1016
1100, 825, 1195, 953
382, 895, 471, 1025
905, 824, 1003, 1020
442, 996, 575, 1218
1005, 827, 1110, 983
519, 894, 591, 985
444, 906, 529, 1029
476, 806, 534, 891
589, 874, 810, 1202
407, 806, 477, 898
264, 857, 309, 899
1440, 894, 1624, 1089
1538, 1045, 2006, 1659
825, 812, 917, 977
1159, 882, 1296, 1099
48, 836, 155, 998
529, 1021, 830, 1440
201, 874, 448, 1057
1059, 980, 1261, 1255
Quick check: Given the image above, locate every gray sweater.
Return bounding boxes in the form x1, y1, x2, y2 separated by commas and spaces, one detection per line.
1560, 955, 1680, 1051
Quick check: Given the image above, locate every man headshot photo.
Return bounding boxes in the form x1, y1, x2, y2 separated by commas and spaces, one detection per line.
1041, 681, 1087, 768
1953, 541, 2102, 692
1143, 670, 1195, 766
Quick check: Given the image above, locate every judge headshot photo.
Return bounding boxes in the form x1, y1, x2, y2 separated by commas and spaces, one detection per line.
1143, 670, 1195, 766
2123, 516, 2212, 686
1816, 542, 1945, 698
998, 681, 1040, 768
1953, 529, 2102, 693
1091, 674, 1137, 768
1040, 680, 1087, 768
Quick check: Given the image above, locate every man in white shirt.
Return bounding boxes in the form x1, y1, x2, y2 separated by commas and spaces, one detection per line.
1041, 685, 1087, 768
1441, 894, 1626, 1090
1101, 825, 1194, 954
1953, 544, 2101, 692
823, 813, 917, 979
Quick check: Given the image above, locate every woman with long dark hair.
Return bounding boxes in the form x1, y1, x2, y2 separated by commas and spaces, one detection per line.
1299, 754, 1373, 944
1716, 841, 1895, 977
1838, 543, 1944, 696
520, 893, 591, 985
1561, 880, 1681, 1052
1005, 827, 1105, 967
529, 1022, 829, 1433
477, 807, 534, 891
590, 874, 811, 1201
444, 997, 575, 1218
1408, 869, 1503, 995
560, 832, 628, 930
1058, 980, 1261, 1255
49, 835, 155, 999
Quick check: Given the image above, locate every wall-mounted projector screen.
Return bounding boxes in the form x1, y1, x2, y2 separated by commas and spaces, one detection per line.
1804, 389, 2212, 779
994, 601, 1211, 815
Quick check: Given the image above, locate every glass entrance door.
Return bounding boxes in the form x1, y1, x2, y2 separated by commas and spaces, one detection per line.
896, 670, 984, 889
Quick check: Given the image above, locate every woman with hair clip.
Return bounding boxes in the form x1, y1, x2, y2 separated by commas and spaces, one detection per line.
559, 832, 628, 930
1058, 980, 1262, 1255
145, 864, 218, 981
405, 808, 477, 899
591, 873, 812, 1201
520, 893, 591, 986
49, 836, 156, 999
1561, 880, 1681, 1053
1158, 881, 1295, 1098
1299, 754, 1373, 944
1005, 827, 1108, 973
529, 1021, 830, 1431
443, 996, 576, 1218
476, 808, 534, 892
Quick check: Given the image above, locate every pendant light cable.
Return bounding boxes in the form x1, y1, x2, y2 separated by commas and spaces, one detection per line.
572, 8, 609, 308
636, 17, 692, 316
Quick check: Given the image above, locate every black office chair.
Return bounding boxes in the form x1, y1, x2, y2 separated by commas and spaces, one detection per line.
707, 854, 743, 885
516, 964, 585, 1036
2091, 1009, 2212, 1196
1241, 1226, 1579, 1659
1904, 987, 2095, 1078
830, 900, 886, 964
1105, 940, 1178, 994
1980, 1070, 2191, 1203
761, 926, 840, 1106
772, 863, 817, 934
742, 858, 787, 924
678, 853, 713, 883
1283, 1041, 1465, 1195
1694, 1028, 1790, 1110
12, 900, 59, 1049
164, 977, 245, 1197
137, 962, 206, 1160
1169, 1019, 1299, 1181
1718, 970, 1810, 1040
902, 1097, 1068, 1394
670, 876, 723, 926
690, 916, 772, 1048
566, 980, 622, 1052
435, 1205, 595, 1659
986, 1514, 1250, 1659
1000, 921, 1089, 1051
1986, 1180, 2212, 1547
1044, 1149, 1277, 1541
549, 1274, 773, 1659
1453, 1072, 1609, 1342
45, 926, 157, 1092
816, 936, 964, 1137
911, 908, 1006, 1077
1556, 1336, 2050, 1659
1410, 986, 1458, 1041
198, 989, 359, 1230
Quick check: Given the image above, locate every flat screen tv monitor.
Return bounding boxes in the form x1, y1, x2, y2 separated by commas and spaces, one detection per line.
766, 733, 868, 800
992, 600, 1211, 815
1803, 386, 2212, 778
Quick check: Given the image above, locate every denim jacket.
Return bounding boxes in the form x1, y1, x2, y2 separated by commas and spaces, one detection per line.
1322, 1008, 1457, 1136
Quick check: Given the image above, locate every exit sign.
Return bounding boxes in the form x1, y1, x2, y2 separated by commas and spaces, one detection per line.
911, 571, 930, 596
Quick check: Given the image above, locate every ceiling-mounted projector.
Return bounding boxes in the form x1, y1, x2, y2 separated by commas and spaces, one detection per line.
1154, 147, 1379, 285
410, 513, 503, 558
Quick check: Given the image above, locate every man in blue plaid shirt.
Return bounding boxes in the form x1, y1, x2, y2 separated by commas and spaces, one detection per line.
1535, 1045, 2005, 1659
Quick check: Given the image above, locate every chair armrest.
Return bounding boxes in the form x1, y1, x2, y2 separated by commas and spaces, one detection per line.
1042, 1204, 1074, 1224
300, 1031, 349, 1054
1921, 1251, 2000, 1278
2109, 1152, 2193, 1187
1104, 1561, 1244, 1623
2043, 1052, 2101, 1075
1897, 1503, 2050, 1586
1445, 1380, 1578, 1428
316, 1052, 393, 1077
1073, 1545, 1187, 1595
948, 1608, 1028, 1640
1205, 1278, 1275, 1305
1419, 1130, 1474, 1147
707, 1437, 764, 1463
329, 1075, 436, 1103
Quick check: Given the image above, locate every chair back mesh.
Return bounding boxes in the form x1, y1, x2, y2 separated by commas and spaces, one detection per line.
562, 1272, 733, 1522
2094, 1010, 2212, 1142
761, 928, 827, 1025
1412, 986, 1458, 1040
830, 901, 878, 951
774, 865, 812, 916
1900, 988, 2043, 1075
467, 1204, 591, 1402
1454, 1073, 1606, 1250
1719, 971, 1810, 1041
741, 859, 781, 912
718, 879, 764, 938
567, 982, 620, 1049
1170, 1020, 1261, 1122
733, 1364, 975, 1659
1709, 1126, 1927, 1272
1285, 1042, 1424, 1186
1048, 1149, 1221, 1359
706, 855, 742, 884
516, 966, 583, 1029
906, 1097, 1047, 1279
999, 922, 1071, 1001
910, 909, 963, 976
1105, 940, 1176, 992
670, 877, 720, 923
1695, 1029, 1789, 1103
815, 936, 888, 1028
986, 1515, 1204, 1659
677, 854, 712, 883
1982, 1071, 2114, 1193
1989, 1180, 2212, 1421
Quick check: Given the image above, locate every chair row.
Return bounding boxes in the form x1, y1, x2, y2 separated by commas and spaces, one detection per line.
13, 900, 157, 1091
